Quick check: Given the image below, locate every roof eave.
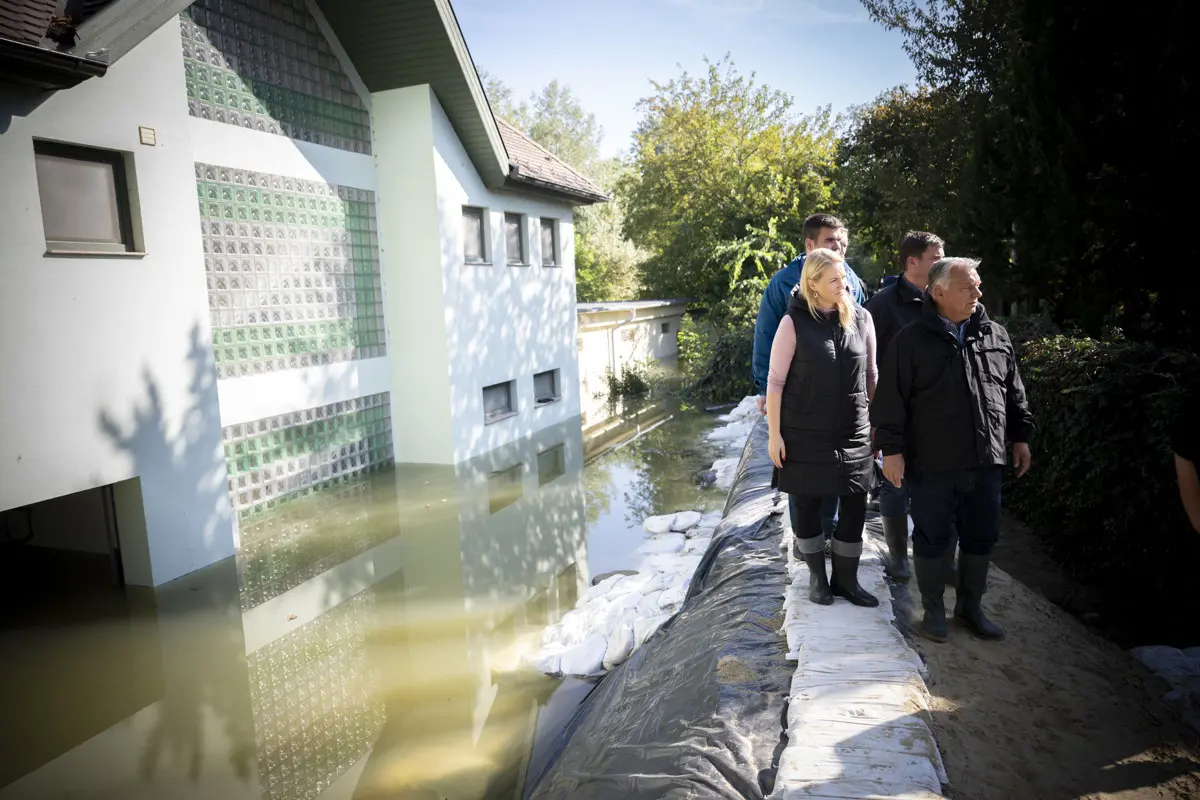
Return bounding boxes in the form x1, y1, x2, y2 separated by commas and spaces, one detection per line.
504, 172, 610, 206
71, 0, 197, 65
0, 36, 107, 89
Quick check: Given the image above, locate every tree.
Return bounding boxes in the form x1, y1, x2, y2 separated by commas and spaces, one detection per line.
835, 85, 1006, 293
856, 0, 1198, 348
480, 70, 641, 302
620, 55, 839, 306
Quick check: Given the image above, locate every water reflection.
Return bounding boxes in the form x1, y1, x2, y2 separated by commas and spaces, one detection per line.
0, 409, 727, 800
0, 419, 587, 800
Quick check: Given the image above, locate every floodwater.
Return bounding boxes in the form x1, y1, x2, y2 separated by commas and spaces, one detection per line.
0, 407, 728, 800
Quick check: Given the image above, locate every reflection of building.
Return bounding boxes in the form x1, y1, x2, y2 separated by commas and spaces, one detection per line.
0, 0, 605, 587
0, 420, 588, 799
576, 299, 691, 433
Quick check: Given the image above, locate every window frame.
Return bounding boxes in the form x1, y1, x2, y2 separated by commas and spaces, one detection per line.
533, 368, 561, 407
483, 379, 518, 424
462, 206, 490, 265
33, 139, 139, 255
504, 212, 528, 266
540, 218, 559, 267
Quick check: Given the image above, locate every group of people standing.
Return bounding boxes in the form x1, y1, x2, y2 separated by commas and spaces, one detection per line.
752, 213, 1035, 644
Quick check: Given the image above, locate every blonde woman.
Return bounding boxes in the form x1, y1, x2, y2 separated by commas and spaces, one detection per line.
766, 248, 879, 606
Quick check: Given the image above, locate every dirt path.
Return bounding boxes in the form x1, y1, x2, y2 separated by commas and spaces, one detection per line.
867, 517, 1200, 799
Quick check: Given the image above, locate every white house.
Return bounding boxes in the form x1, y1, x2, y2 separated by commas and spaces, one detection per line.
0, 0, 607, 587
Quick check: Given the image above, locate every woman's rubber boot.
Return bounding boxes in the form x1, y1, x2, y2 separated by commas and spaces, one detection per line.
953, 552, 1005, 640
829, 540, 879, 607
943, 538, 958, 587
913, 555, 949, 642
882, 515, 911, 583
796, 542, 835, 604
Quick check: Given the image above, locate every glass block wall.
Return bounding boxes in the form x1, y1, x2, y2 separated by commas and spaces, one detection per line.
237, 477, 396, 611
222, 393, 394, 522
180, 0, 371, 154
247, 591, 384, 800
197, 163, 384, 379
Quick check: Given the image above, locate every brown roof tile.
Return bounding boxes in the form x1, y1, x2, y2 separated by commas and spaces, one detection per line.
0, 0, 58, 46
496, 117, 608, 203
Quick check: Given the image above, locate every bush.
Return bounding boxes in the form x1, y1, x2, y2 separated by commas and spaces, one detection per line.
681, 325, 755, 404
1005, 334, 1200, 645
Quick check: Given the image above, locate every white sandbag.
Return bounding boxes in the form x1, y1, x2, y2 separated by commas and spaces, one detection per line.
603, 619, 637, 669
641, 553, 688, 571
559, 634, 608, 677
584, 573, 628, 601
670, 510, 703, 531
684, 536, 712, 555
634, 613, 671, 646
530, 647, 563, 676
700, 510, 723, 528
638, 533, 686, 555
620, 571, 668, 596
643, 514, 675, 534
687, 525, 715, 539
609, 591, 645, 615
659, 585, 686, 608
636, 590, 665, 616
712, 457, 739, 490
1131, 645, 1194, 683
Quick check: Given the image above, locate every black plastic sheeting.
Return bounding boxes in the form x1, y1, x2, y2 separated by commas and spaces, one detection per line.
525, 419, 793, 799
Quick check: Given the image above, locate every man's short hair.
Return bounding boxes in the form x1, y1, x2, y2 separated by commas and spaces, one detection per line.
928, 257, 981, 289
898, 231, 945, 272
802, 213, 845, 244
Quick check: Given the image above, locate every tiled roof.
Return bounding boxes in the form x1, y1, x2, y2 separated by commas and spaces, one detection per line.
496, 117, 608, 204
0, 0, 58, 46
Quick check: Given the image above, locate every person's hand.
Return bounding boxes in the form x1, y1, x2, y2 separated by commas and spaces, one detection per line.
883, 454, 905, 487
769, 432, 786, 469
757, 395, 767, 415
1012, 442, 1032, 478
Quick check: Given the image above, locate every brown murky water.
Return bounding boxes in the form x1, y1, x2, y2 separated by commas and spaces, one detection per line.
0, 409, 727, 800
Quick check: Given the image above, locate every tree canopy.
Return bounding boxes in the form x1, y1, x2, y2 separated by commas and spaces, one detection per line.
619, 56, 839, 306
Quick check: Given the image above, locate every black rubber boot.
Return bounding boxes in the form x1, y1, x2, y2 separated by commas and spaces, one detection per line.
913, 556, 949, 642
802, 550, 834, 605
829, 541, 879, 607
954, 553, 1005, 640
882, 515, 911, 583
943, 538, 958, 587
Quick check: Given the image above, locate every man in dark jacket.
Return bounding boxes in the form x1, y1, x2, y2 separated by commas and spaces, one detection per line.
864, 231, 944, 583
871, 257, 1034, 644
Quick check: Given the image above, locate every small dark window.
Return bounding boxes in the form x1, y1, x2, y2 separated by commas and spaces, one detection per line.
488, 463, 523, 513
537, 444, 566, 486
541, 219, 558, 266
534, 369, 560, 405
483, 380, 516, 423
34, 140, 136, 253
505, 213, 526, 265
463, 207, 486, 263
661, 322, 671, 334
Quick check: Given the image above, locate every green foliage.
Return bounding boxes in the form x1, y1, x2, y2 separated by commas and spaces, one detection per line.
676, 313, 714, 385
481, 70, 642, 303
853, 0, 1198, 349
1005, 334, 1200, 644
574, 158, 644, 302
620, 55, 838, 306
681, 325, 755, 404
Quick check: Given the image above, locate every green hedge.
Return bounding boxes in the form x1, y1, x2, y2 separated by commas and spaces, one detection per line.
681, 324, 755, 404
1005, 334, 1200, 645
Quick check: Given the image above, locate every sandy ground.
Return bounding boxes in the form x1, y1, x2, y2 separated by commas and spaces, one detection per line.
866, 515, 1200, 800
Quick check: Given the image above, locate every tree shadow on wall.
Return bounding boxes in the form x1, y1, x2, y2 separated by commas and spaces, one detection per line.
97, 322, 256, 786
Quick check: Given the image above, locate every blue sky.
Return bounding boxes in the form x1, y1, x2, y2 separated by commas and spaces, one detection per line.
453, 0, 918, 157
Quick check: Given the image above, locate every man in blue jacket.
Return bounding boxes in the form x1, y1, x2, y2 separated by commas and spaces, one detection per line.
752, 212, 866, 545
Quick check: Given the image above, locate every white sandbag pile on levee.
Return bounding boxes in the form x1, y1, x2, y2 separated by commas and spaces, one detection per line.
527, 509, 716, 678
1131, 645, 1200, 732
706, 396, 760, 452
771, 522, 947, 799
